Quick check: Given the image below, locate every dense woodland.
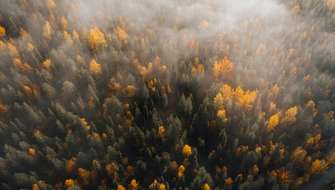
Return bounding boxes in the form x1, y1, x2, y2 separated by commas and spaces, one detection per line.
1, 0, 335, 189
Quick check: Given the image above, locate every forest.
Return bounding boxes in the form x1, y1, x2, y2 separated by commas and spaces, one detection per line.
1, 0, 335, 189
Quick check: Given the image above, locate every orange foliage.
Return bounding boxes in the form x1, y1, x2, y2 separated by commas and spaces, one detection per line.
158, 125, 165, 138
277, 170, 290, 183
78, 168, 91, 185
27, 148, 37, 157
0, 25, 6, 37
89, 59, 102, 75
234, 86, 257, 110
114, 26, 128, 42
47, 0, 56, 10
12, 58, 32, 73
7, 42, 19, 57
291, 146, 307, 163
117, 184, 126, 190
64, 179, 75, 188
212, 57, 234, 79
225, 177, 234, 185
327, 0, 335, 12
0, 103, 8, 113
310, 159, 328, 174
178, 165, 185, 178
88, 26, 106, 49
182, 144, 192, 157
129, 179, 139, 190
66, 157, 76, 173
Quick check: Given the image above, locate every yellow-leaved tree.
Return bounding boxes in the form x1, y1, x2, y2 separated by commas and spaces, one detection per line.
88, 26, 106, 50
267, 113, 280, 131
212, 57, 234, 79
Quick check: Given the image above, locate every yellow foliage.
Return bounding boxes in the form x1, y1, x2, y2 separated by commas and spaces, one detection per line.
42, 59, 52, 71
291, 146, 307, 163
277, 170, 289, 183
225, 177, 233, 185
234, 86, 257, 110
60, 16, 68, 30
117, 185, 126, 190
80, 118, 91, 131
149, 180, 166, 190
214, 84, 233, 108
182, 144, 192, 157
310, 159, 328, 174
282, 106, 298, 124
149, 180, 159, 189
72, 30, 80, 41
133, 59, 154, 78
88, 26, 106, 50
13, 58, 32, 73
306, 134, 321, 146
0, 25, 6, 37
304, 74, 311, 81
129, 179, 138, 190
66, 158, 76, 173
43, 21, 53, 40
212, 57, 234, 79
202, 183, 211, 190
20, 29, 29, 39
269, 101, 277, 113
158, 125, 165, 138
125, 85, 137, 97
78, 168, 90, 184
63, 31, 72, 42
192, 63, 205, 75
27, 148, 37, 157
7, 42, 19, 57
269, 84, 280, 99
267, 113, 280, 131
306, 100, 317, 117
47, 0, 56, 10
106, 162, 118, 177
22, 84, 34, 97
147, 78, 157, 92
217, 108, 228, 122
214, 84, 257, 111
27, 42, 34, 52
64, 179, 75, 188
159, 183, 166, 190
178, 165, 185, 178
32, 184, 40, 190
89, 59, 102, 75
327, 0, 335, 12
114, 26, 128, 42
0, 103, 7, 113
